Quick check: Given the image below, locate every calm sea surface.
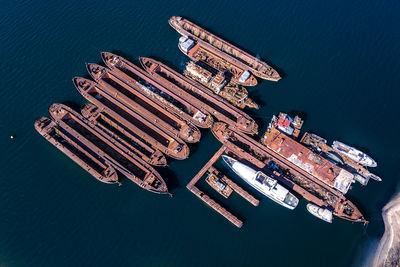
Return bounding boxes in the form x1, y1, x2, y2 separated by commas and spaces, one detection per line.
1, 0, 399, 266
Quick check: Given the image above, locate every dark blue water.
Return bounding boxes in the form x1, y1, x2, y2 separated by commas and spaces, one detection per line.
1, 0, 399, 266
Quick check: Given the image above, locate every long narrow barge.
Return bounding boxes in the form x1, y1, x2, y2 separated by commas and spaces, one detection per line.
35, 117, 119, 184
211, 122, 367, 224
73, 77, 189, 160
81, 103, 167, 167
169, 16, 281, 82
49, 103, 169, 194
99, 53, 213, 130
138, 56, 258, 135
86, 63, 200, 144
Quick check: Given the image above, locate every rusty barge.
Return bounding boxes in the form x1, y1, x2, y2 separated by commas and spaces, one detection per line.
86, 63, 201, 144
169, 16, 281, 83
211, 122, 367, 224
35, 117, 119, 184
81, 103, 167, 167
138, 56, 258, 134
49, 103, 169, 194
73, 78, 189, 160
100, 52, 213, 130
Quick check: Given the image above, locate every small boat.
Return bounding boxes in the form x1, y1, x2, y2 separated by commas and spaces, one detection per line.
222, 155, 298, 210
368, 173, 382, 182
354, 173, 369, 186
306, 203, 333, 223
332, 141, 377, 167
309, 133, 327, 144
205, 173, 233, 198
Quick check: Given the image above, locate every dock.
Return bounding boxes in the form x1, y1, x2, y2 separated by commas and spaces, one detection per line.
187, 146, 243, 227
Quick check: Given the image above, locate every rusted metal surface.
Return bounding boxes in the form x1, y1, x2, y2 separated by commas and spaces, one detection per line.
73, 77, 189, 160
169, 16, 281, 82
184, 61, 259, 109
99, 52, 213, 129
138, 56, 258, 135
211, 122, 367, 224
86, 63, 200, 144
48, 103, 169, 194
262, 128, 354, 195
208, 166, 259, 206
81, 103, 167, 167
35, 117, 119, 184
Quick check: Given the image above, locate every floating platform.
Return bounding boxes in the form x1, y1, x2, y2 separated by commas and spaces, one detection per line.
35, 117, 119, 184
73, 77, 189, 160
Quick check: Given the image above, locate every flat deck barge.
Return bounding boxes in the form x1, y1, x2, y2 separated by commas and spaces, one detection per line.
86, 63, 200, 144
81, 103, 167, 167
73, 77, 189, 160
49, 103, 169, 194
35, 117, 119, 184
99, 52, 213, 130
169, 16, 280, 82
212, 122, 367, 224
139, 56, 258, 135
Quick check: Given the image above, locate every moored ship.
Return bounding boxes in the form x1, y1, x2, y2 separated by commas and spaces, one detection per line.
306, 203, 333, 223
35, 117, 119, 184
205, 172, 233, 198
169, 16, 281, 82
183, 61, 259, 109
139, 56, 258, 134
86, 63, 201, 144
222, 155, 299, 210
332, 141, 377, 168
49, 103, 170, 195
73, 77, 189, 160
100, 52, 213, 129
81, 103, 167, 167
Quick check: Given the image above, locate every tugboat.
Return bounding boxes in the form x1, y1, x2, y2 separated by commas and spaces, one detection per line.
332, 141, 377, 167
222, 155, 299, 210
306, 203, 333, 223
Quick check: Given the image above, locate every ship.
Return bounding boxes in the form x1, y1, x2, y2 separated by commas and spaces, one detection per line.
35, 117, 119, 184
48, 103, 170, 195
86, 63, 201, 144
205, 172, 233, 198
183, 61, 259, 109
138, 56, 258, 134
332, 141, 377, 168
212, 122, 367, 224
306, 203, 333, 223
222, 155, 299, 209
73, 77, 189, 160
81, 103, 167, 167
169, 16, 281, 82
99, 53, 213, 129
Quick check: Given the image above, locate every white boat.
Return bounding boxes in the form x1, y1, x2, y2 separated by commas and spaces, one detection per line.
306, 203, 333, 223
222, 155, 299, 210
354, 173, 369, 186
332, 141, 377, 167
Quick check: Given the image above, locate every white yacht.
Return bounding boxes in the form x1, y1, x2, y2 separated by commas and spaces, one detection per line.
306, 204, 333, 223
222, 155, 299, 210
332, 141, 377, 167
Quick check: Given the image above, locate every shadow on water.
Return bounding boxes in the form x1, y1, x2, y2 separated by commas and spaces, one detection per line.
61, 101, 82, 111
157, 166, 180, 191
